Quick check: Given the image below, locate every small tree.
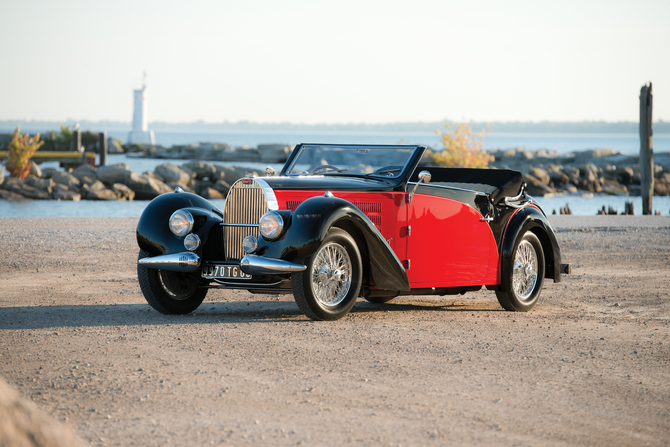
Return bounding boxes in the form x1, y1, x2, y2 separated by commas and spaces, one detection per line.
430, 122, 494, 168
5, 127, 44, 179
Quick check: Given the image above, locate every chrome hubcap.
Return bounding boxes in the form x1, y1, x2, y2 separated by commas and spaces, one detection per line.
311, 242, 351, 306
512, 240, 538, 301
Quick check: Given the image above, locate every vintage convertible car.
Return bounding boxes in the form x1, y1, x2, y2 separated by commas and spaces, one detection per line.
136, 144, 569, 320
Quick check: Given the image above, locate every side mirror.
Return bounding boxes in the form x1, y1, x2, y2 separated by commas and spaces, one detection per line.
265, 166, 276, 177
418, 171, 431, 184
409, 170, 432, 204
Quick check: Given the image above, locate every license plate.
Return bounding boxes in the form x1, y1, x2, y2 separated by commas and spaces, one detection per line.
201, 264, 252, 280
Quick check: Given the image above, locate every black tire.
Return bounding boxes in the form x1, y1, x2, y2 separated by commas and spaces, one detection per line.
496, 232, 545, 312
137, 250, 207, 314
291, 228, 362, 321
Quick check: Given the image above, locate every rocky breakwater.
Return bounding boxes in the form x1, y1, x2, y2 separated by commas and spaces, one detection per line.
0, 160, 258, 201
132, 142, 293, 163
488, 148, 670, 196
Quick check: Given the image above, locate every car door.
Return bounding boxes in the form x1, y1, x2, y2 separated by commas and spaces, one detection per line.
405, 191, 494, 288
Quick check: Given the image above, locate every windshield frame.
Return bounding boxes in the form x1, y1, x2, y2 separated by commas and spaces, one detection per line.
280, 143, 424, 181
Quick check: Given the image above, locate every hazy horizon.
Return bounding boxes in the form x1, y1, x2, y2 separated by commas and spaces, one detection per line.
2, 0, 668, 123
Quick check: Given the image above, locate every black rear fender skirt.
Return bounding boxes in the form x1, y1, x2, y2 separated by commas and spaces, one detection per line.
499, 206, 562, 291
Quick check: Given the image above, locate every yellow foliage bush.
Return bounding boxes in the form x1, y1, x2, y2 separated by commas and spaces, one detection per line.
430, 122, 494, 168
5, 127, 44, 180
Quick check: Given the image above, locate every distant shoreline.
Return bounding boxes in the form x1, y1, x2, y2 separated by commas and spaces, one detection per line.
2, 119, 669, 134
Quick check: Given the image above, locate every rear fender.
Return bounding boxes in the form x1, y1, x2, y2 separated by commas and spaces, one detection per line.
499, 206, 562, 291
259, 196, 410, 291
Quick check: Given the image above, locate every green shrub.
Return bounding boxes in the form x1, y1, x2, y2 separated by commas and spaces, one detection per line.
430, 122, 494, 168
5, 127, 44, 179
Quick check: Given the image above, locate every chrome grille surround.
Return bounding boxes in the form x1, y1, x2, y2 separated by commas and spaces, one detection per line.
222, 178, 278, 261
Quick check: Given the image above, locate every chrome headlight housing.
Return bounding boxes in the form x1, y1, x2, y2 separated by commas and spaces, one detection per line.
242, 235, 258, 253
259, 211, 284, 239
169, 209, 194, 237
184, 233, 200, 251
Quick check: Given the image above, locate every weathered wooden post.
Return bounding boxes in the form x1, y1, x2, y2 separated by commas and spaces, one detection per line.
71, 130, 82, 152
98, 132, 108, 167
640, 83, 654, 215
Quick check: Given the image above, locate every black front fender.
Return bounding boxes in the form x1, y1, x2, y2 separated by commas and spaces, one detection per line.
259, 196, 410, 291
500, 206, 562, 291
136, 192, 223, 256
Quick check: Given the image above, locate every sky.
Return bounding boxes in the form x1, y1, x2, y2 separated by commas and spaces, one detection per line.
1, 0, 668, 124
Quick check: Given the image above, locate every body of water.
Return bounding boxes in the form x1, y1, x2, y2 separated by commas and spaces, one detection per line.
104, 130, 670, 155
5, 128, 670, 155
2, 131, 670, 217
1, 191, 669, 218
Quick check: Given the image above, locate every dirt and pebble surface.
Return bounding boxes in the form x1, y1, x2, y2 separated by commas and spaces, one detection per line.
0, 215, 669, 446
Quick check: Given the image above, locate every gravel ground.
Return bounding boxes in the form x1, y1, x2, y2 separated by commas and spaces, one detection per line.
0, 215, 669, 446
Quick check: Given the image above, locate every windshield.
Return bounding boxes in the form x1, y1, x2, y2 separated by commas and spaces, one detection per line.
285, 145, 418, 177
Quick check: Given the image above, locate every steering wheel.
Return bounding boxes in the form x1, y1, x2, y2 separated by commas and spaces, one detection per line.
311, 164, 342, 174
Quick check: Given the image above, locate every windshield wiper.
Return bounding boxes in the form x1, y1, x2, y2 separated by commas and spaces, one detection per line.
364, 168, 402, 179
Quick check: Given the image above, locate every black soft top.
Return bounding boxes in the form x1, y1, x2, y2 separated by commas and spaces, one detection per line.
410, 167, 525, 204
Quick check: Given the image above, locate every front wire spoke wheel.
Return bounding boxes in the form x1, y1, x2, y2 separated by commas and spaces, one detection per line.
291, 228, 362, 321
312, 243, 352, 306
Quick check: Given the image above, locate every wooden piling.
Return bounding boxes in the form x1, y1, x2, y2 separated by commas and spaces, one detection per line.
640, 83, 654, 215
98, 132, 107, 166
71, 130, 82, 153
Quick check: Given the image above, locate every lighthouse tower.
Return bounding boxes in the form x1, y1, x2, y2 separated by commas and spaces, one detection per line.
128, 72, 155, 145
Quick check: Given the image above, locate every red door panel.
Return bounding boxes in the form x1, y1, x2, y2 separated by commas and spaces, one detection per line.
407, 194, 496, 288
273, 190, 408, 262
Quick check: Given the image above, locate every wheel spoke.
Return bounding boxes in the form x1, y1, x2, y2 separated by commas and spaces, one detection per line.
311, 242, 352, 306
512, 240, 537, 301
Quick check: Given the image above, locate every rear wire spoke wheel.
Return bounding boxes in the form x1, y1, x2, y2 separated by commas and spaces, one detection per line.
292, 228, 362, 320
496, 232, 545, 312
137, 250, 208, 314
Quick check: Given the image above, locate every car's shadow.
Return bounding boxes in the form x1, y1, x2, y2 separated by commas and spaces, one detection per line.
0, 299, 502, 330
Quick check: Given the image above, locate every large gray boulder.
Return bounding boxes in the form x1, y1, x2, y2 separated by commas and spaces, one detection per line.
211, 164, 257, 183
257, 144, 291, 163
200, 187, 225, 199
182, 160, 217, 179
528, 167, 550, 185
154, 163, 192, 185
96, 163, 131, 185
1, 178, 51, 199
50, 170, 81, 189
108, 138, 124, 154
113, 183, 135, 201
24, 174, 55, 193
52, 184, 82, 201
126, 172, 172, 200
28, 161, 42, 178
87, 187, 118, 200
71, 164, 97, 184
213, 179, 231, 196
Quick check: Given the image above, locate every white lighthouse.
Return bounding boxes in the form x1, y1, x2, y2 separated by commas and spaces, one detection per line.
128, 72, 155, 146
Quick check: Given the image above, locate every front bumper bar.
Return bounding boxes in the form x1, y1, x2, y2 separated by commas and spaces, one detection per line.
138, 252, 200, 272
240, 255, 306, 275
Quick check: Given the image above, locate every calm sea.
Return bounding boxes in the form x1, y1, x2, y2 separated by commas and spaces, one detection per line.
99, 129, 669, 155
1, 130, 670, 217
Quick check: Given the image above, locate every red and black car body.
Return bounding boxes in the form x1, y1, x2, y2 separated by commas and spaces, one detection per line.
136, 144, 568, 320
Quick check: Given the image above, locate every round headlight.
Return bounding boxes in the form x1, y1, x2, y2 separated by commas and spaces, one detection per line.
242, 235, 258, 253
184, 233, 200, 251
169, 209, 194, 237
259, 211, 284, 239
